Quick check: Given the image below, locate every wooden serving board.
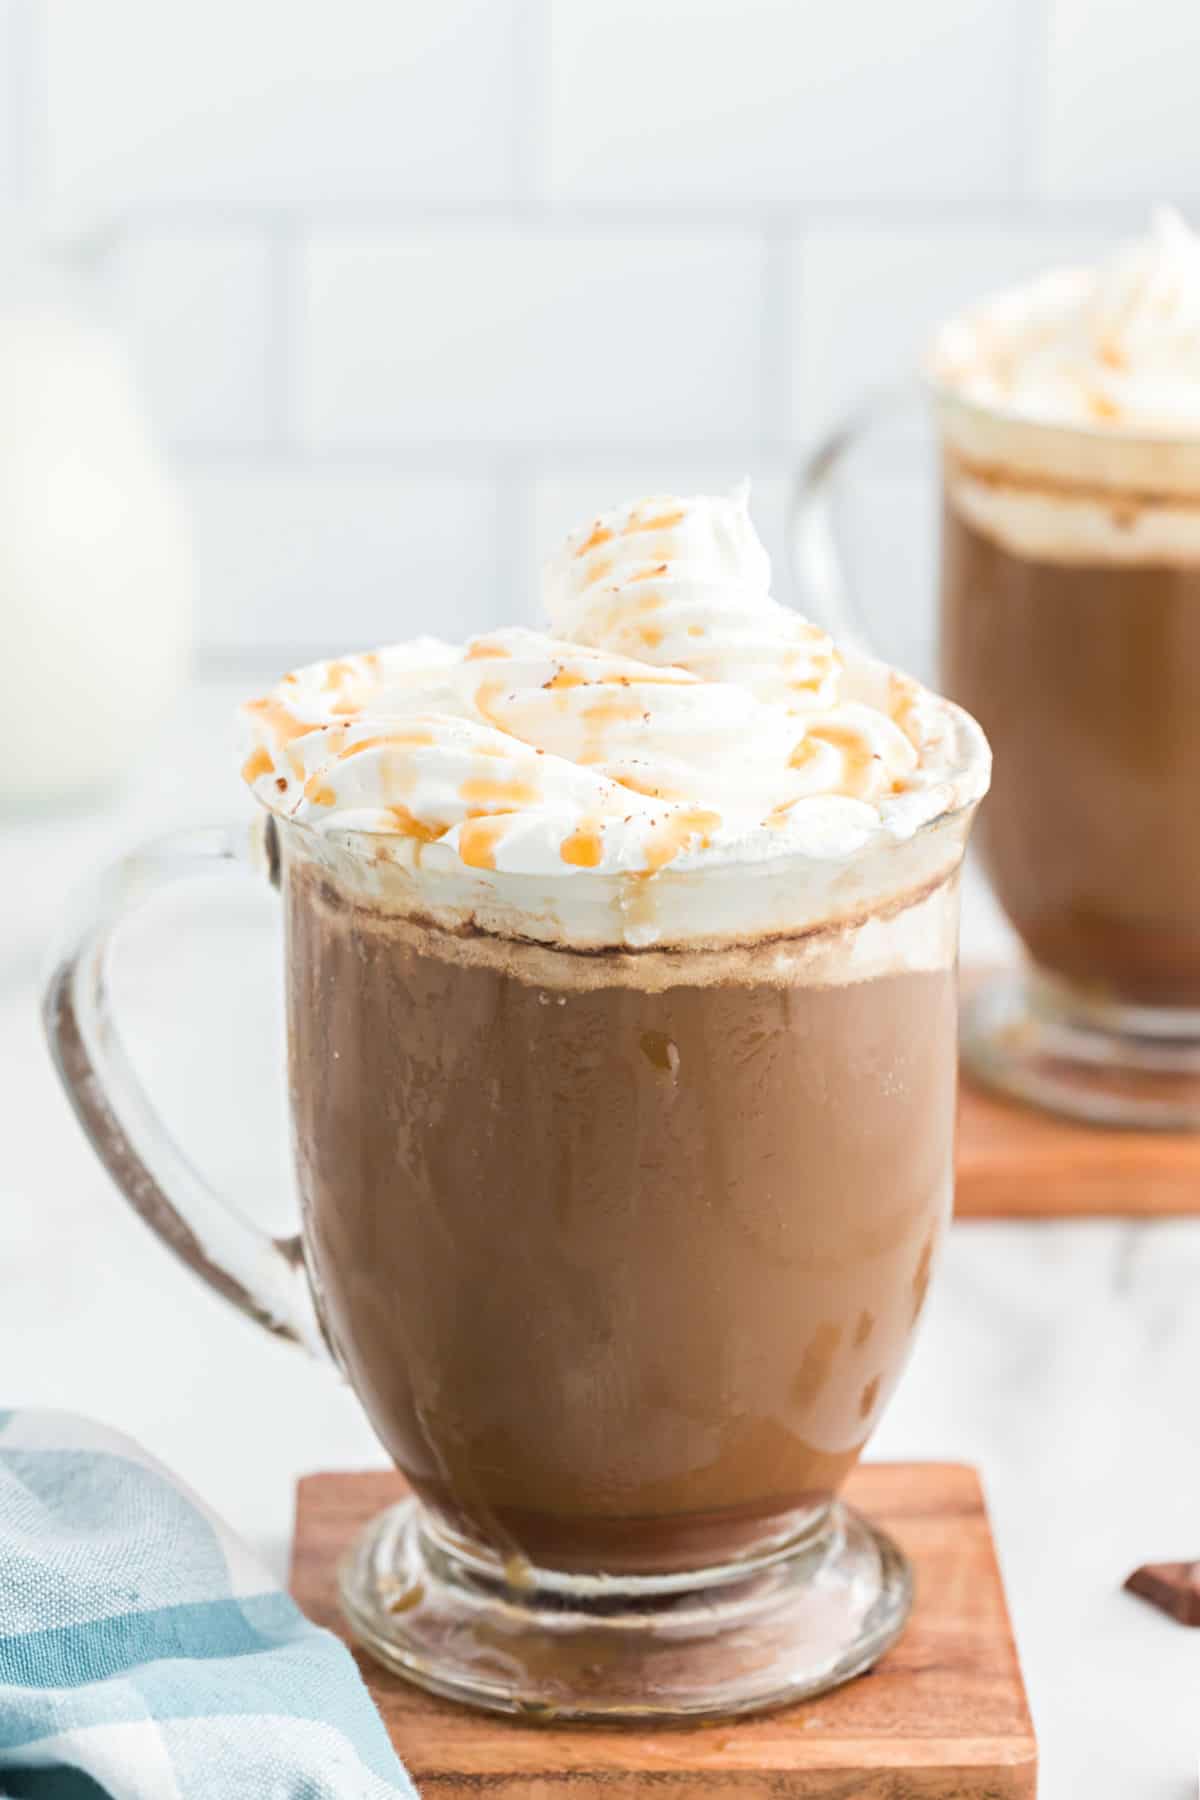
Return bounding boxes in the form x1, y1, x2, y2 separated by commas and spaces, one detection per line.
956, 1072, 1200, 1217
290, 1463, 1036, 1798
954, 965, 1200, 1217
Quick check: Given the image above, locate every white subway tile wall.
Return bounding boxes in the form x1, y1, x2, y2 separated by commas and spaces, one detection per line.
1, 2, 19, 210
546, 0, 1027, 205
1042, 0, 1200, 200
300, 230, 766, 449
184, 469, 504, 653
42, 0, 518, 217
110, 234, 275, 447
5, 0, 1194, 657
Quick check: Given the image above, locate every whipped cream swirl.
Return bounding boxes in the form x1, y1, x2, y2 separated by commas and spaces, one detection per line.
932, 208, 1200, 434
242, 489, 987, 882
544, 485, 840, 708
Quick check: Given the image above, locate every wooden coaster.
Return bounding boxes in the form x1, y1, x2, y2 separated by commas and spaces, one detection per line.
957, 1071, 1200, 1217
290, 1463, 1036, 1798
954, 966, 1200, 1217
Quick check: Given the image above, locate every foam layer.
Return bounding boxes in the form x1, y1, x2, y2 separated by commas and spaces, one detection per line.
288, 843, 963, 991
939, 440, 1200, 566
243, 488, 988, 947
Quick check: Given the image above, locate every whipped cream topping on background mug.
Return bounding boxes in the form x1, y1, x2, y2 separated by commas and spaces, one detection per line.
931, 206, 1200, 436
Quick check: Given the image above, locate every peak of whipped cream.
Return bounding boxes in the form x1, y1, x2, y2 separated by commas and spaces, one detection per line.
931, 208, 1200, 434
241, 489, 987, 888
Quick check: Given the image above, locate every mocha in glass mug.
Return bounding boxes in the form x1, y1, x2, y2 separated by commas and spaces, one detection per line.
44, 788, 980, 1721
794, 378, 1200, 1130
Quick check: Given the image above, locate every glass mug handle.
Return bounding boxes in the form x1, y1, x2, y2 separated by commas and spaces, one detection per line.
789, 381, 919, 653
42, 819, 327, 1357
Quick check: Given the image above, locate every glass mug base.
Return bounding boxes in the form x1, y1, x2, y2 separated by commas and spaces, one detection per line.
963, 968, 1200, 1131
338, 1496, 912, 1722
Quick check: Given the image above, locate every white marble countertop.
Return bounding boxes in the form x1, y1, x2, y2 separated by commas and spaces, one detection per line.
5, 676, 1199, 1798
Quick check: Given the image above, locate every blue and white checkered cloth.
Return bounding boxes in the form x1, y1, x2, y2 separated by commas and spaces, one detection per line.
0, 1409, 417, 1798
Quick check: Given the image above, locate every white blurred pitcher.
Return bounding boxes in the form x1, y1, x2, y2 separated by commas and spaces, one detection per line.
0, 252, 189, 809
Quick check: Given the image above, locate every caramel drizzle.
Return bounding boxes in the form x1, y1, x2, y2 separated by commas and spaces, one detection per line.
613, 770, 682, 802
573, 506, 682, 571
560, 821, 604, 867
577, 588, 664, 646
788, 723, 878, 797
244, 696, 318, 747
339, 729, 435, 758
315, 660, 371, 717
386, 805, 446, 843
241, 746, 273, 783
458, 816, 511, 870
581, 555, 614, 588
1088, 390, 1122, 422
640, 807, 721, 874
785, 638, 839, 694
574, 521, 613, 557
623, 506, 685, 535
473, 678, 509, 732
549, 656, 684, 692
582, 692, 645, 728
458, 775, 541, 809
579, 690, 646, 766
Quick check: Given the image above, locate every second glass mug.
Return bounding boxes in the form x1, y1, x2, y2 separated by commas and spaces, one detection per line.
795, 375, 1200, 1130
44, 772, 982, 1721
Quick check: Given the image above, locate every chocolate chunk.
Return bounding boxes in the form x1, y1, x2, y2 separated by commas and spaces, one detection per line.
1124, 1562, 1200, 1626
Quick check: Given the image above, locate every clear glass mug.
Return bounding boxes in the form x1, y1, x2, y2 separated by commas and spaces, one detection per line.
795, 380, 1200, 1129
44, 796, 980, 1721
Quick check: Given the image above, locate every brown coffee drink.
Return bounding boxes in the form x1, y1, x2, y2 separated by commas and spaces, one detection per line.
287, 852, 958, 1578
942, 498, 1200, 1009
